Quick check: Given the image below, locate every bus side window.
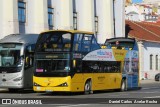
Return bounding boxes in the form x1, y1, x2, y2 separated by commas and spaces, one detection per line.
82, 61, 92, 73
82, 34, 92, 52
73, 60, 82, 73
91, 37, 100, 51
25, 44, 35, 69
73, 33, 83, 52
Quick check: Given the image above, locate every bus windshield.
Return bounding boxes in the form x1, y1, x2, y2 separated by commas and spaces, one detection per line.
0, 44, 22, 67
36, 32, 72, 52
35, 59, 70, 76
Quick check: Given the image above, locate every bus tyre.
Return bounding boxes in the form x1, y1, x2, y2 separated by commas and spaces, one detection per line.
8, 88, 18, 92
121, 79, 127, 92
84, 81, 93, 94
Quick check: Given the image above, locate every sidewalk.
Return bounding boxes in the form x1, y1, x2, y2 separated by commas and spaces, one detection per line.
140, 79, 158, 84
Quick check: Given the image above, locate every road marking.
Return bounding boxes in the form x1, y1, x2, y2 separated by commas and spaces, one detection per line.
109, 93, 129, 97
129, 91, 160, 94
58, 104, 91, 107
142, 87, 160, 90
144, 96, 160, 98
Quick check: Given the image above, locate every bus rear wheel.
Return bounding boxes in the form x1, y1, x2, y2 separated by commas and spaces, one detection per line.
121, 79, 127, 91
84, 81, 93, 94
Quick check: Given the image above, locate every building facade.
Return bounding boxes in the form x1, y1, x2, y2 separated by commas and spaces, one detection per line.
126, 20, 160, 79
125, 4, 159, 22
0, 0, 125, 44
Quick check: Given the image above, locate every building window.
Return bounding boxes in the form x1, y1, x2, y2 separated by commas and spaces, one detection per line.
95, 16, 98, 35
48, 0, 52, 7
18, 1, 26, 23
156, 55, 158, 70
150, 54, 153, 70
48, 7, 54, 29
73, 12, 77, 30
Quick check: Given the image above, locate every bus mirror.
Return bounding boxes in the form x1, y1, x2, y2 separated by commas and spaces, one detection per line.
26, 57, 29, 64
101, 45, 106, 49
27, 45, 35, 52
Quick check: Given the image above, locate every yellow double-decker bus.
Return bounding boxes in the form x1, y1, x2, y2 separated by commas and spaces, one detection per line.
33, 30, 129, 94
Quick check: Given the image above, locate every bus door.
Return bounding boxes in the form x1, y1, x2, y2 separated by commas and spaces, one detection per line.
24, 44, 35, 88
71, 59, 85, 91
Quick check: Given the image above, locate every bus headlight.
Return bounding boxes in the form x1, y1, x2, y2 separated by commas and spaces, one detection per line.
13, 77, 23, 81
57, 82, 68, 87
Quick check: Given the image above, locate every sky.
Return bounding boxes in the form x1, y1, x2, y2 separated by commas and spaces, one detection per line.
132, 0, 143, 3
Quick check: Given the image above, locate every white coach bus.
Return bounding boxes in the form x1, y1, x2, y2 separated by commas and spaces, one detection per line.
0, 34, 39, 92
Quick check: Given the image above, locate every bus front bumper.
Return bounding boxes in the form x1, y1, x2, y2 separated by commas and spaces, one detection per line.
33, 86, 71, 92
0, 82, 24, 89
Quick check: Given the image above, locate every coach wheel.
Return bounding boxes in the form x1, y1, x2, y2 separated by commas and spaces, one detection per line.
84, 81, 93, 94
8, 88, 18, 92
121, 79, 127, 91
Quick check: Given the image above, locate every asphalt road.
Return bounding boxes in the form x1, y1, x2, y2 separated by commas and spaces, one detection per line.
0, 81, 160, 107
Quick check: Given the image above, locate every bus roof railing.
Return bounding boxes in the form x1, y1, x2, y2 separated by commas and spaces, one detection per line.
105, 37, 135, 44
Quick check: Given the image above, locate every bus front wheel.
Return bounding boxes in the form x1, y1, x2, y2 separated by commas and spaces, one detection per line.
121, 79, 127, 91
84, 81, 93, 94
8, 88, 18, 92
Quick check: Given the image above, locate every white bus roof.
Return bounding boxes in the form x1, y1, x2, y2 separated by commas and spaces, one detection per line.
0, 34, 39, 44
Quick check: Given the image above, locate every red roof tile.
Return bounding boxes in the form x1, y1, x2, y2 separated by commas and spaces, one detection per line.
126, 20, 160, 43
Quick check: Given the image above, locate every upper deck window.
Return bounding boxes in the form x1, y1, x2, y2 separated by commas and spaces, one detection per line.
73, 33, 100, 52
36, 32, 72, 52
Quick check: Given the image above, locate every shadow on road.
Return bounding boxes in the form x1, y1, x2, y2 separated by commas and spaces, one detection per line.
39, 87, 142, 96
0, 89, 36, 94
0, 87, 142, 95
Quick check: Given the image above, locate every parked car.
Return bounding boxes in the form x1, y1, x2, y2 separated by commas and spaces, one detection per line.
155, 73, 160, 81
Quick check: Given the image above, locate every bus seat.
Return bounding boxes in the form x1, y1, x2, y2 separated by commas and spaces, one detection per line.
112, 47, 116, 49
101, 45, 106, 49
74, 44, 79, 51
64, 44, 71, 48
83, 45, 90, 52
43, 43, 47, 48
52, 44, 57, 48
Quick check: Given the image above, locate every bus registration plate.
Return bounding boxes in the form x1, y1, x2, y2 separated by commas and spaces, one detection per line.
46, 90, 53, 92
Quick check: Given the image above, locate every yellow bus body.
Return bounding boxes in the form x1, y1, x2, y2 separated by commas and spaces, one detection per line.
33, 72, 122, 92
33, 30, 128, 92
